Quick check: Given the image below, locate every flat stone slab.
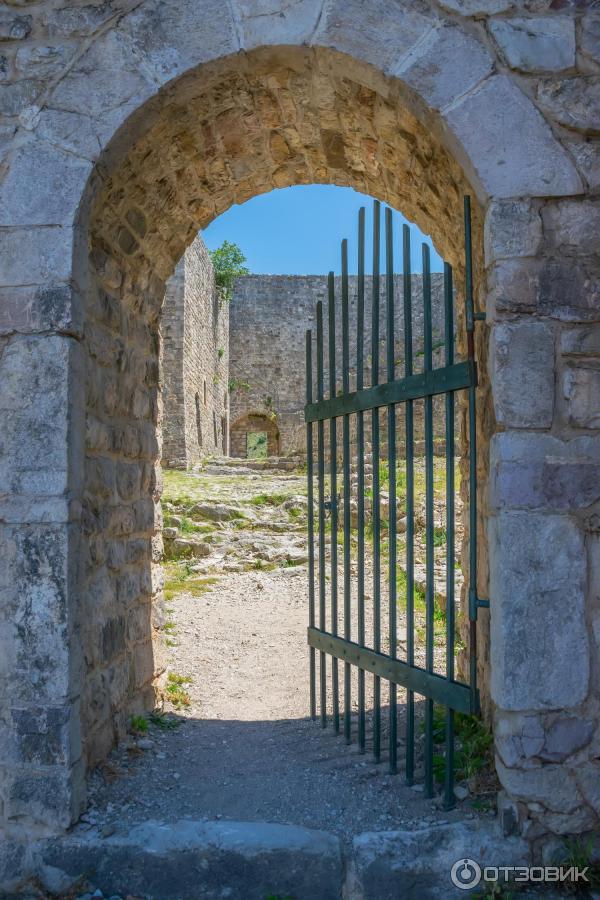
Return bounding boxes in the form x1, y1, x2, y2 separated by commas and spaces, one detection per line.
350, 821, 530, 899
40, 819, 343, 900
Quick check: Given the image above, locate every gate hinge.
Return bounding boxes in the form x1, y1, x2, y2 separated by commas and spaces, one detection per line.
474, 311, 486, 322
469, 589, 490, 619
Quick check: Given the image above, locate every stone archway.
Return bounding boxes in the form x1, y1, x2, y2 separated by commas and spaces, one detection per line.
230, 412, 281, 459
0, 0, 598, 849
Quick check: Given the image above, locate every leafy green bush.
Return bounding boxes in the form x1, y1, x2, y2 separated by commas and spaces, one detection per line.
208, 240, 249, 299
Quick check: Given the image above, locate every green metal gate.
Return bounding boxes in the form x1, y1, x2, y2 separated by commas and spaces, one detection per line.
304, 197, 487, 808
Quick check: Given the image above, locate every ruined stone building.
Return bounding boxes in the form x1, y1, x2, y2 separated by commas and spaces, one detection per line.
161, 236, 228, 468
229, 272, 449, 459
163, 258, 448, 465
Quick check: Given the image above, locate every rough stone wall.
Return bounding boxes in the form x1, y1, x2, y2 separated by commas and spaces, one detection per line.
229, 274, 448, 458
161, 260, 186, 466
230, 412, 280, 458
79, 242, 164, 782
0, 0, 598, 850
161, 237, 229, 468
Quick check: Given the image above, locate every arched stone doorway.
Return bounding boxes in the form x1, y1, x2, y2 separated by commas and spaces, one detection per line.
230, 413, 281, 459
0, 1, 597, 847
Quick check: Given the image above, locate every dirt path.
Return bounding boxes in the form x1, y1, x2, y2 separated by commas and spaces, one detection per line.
82, 461, 486, 846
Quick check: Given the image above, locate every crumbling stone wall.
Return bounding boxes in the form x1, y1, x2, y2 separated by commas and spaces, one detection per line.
0, 0, 599, 854
161, 237, 228, 468
229, 274, 448, 458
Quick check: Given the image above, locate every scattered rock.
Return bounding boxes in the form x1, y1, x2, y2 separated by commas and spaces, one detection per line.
170, 537, 211, 559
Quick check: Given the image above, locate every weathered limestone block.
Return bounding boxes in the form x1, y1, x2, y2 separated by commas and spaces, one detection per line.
539, 258, 600, 323
576, 761, 600, 818
589, 533, 600, 616
495, 712, 594, 769
120, 0, 238, 84
490, 511, 588, 710
47, 30, 156, 147
3, 760, 85, 831
490, 258, 600, 323
564, 139, 600, 193
8, 705, 80, 768
395, 21, 493, 111
490, 17, 575, 73
0, 77, 42, 118
580, 14, 600, 66
0, 283, 81, 340
37, 107, 105, 161
542, 717, 594, 764
437, 0, 513, 13
0, 137, 94, 227
169, 537, 211, 559
562, 325, 600, 356
488, 258, 541, 315
484, 200, 542, 264
352, 822, 529, 898
0, 335, 82, 507
497, 761, 581, 815
490, 321, 554, 428
563, 365, 600, 428
537, 76, 600, 133
490, 433, 600, 512
495, 714, 544, 768
446, 76, 582, 199
15, 45, 70, 78
236, 0, 323, 47
0, 226, 74, 285
0, 11, 31, 40
43, 3, 115, 38
542, 199, 600, 255
316, 0, 438, 74
0, 523, 78, 704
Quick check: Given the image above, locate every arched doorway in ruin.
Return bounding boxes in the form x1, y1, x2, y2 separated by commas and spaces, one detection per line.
75, 43, 491, 817
0, 1, 595, 849
230, 412, 281, 459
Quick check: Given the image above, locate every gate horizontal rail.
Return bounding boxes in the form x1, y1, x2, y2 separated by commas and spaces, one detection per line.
307, 628, 476, 715
305, 196, 485, 809
305, 360, 476, 423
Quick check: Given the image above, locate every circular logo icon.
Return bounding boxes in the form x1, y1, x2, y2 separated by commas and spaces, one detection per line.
451, 858, 482, 890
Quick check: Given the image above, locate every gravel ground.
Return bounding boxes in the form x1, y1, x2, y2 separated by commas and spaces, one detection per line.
78, 464, 487, 848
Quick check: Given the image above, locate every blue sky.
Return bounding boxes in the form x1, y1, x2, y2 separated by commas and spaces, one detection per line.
203, 185, 443, 275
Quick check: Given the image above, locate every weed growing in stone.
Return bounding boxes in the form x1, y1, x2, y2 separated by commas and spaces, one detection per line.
130, 715, 148, 734
249, 492, 292, 506
149, 710, 180, 730
166, 673, 193, 708
423, 705, 494, 787
559, 837, 600, 892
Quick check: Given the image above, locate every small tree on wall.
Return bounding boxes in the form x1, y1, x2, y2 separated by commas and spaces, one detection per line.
208, 240, 249, 300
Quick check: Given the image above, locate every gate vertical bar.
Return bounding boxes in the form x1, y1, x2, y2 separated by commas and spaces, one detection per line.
464, 196, 479, 710
422, 244, 435, 798
306, 330, 316, 720
328, 272, 340, 734
316, 302, 327, 727
444, 261, 456, 810
356, 208, 366, 753
341, 239, 352, 744
402, 224, 415, 784
385, 208, 398, 774
371, 200, 382, 762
